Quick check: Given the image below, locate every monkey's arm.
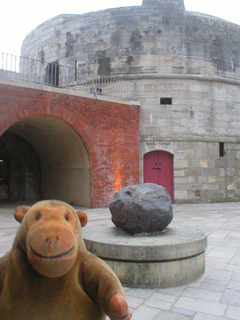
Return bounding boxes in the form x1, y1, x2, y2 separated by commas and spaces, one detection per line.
0, 253, 9, 294
82, 252, 131, 320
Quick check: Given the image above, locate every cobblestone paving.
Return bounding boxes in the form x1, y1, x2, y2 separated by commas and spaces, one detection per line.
0, 202, 240, 319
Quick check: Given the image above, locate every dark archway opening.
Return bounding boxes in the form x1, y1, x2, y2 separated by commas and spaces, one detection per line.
0, 116, 92, 207
0, 132, 40, 201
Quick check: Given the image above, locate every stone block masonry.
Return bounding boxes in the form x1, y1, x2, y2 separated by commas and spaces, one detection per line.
140, 140, 240, 203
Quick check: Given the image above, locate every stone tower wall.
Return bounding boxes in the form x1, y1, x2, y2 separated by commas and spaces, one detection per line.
21, 0, 240, 80
21, 0, 240, 203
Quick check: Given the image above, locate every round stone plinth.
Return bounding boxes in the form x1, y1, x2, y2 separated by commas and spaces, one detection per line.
83, 221, 207, 288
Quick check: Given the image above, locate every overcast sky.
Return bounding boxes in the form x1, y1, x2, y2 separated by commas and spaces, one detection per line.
1, 0, 240, 56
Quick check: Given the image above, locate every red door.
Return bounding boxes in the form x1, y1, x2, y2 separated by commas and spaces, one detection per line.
144, 151, 174, 201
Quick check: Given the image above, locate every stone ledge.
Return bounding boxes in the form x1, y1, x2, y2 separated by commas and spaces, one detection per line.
83, 222, 207, 261
0, 78, 140, 106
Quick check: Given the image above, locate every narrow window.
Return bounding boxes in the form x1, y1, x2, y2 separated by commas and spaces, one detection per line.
219, 142, 225, 157
160, 98, 172, 105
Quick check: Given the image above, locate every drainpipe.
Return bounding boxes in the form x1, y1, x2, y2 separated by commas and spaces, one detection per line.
224, 145, 228, 201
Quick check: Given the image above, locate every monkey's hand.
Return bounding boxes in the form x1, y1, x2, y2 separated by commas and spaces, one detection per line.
108, 294, 132, 320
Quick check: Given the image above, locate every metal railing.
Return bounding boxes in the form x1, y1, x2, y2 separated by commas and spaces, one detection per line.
0, 52, 136, 100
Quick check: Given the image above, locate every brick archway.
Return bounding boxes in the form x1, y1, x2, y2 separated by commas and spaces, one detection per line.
0, 82, 140, 207
2, 116, 92, 207
0, 96, 96, 164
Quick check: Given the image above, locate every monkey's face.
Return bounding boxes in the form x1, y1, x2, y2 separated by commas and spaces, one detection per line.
14, 201, 87, 278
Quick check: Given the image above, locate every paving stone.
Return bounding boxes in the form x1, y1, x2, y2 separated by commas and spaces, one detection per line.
226, 265, 240, 272
207, 248, 237, 259
227, 280, 240, 291
174, 297, 227, 316
206, 257, 229, 270
204, 269, 232, 282
181, 287, 223, 302
230, 232, 240, 239
208, 231, 228, 239
157, 286, 185, 296
150, 291, 177, 303
193, 314, 225, 320
124, 295, 145, 309
126, 288, 155, 299
227, 240, 240, 248
199, 278, 228, 292
144, 297, 172, 310
171, 307, 195, 317
221, 289, 240, 306
231, 272, 240, 282
225, 305, 240, 320
131, 305, 160, 320
154, 312, 192, 319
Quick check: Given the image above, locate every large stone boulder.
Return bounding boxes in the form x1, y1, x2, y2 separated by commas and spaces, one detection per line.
109, 183, 173, 235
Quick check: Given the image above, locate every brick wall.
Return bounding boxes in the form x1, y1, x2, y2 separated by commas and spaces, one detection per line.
0, 82, 140, 207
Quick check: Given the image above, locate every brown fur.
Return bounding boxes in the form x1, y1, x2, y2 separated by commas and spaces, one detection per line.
0, 200, 131, 320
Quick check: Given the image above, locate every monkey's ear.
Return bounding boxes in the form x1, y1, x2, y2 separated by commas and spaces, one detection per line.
14, 206, 30, 223
76, 211, 88, 227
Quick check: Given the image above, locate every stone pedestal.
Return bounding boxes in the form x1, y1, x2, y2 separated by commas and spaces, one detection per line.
83, 221, 207, 288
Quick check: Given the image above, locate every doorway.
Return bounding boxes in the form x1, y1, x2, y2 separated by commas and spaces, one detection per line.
144, 150, 174, 201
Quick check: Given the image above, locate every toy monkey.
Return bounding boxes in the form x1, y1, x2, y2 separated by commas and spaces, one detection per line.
0, 200, 131, 320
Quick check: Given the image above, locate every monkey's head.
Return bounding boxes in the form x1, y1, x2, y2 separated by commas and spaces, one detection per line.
14, 200, 88, 278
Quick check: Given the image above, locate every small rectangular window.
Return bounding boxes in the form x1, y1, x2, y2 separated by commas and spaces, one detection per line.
219, 142, 225, 157
160, 98, 172, 105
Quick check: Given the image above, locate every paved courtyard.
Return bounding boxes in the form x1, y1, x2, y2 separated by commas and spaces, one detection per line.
0, 201, 240, 319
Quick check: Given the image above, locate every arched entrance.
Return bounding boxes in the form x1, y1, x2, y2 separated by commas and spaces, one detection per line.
144, 150, 174, 201
0, 116, 91, 207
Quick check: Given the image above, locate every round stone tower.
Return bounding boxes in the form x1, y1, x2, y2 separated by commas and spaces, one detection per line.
21, 0, 240, 203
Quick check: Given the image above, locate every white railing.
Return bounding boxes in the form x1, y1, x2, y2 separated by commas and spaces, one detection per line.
0, 52, 136, 101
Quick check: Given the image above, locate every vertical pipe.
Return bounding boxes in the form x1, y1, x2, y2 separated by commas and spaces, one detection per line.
35, 59, 37, 83
22, 56, 24, 81
27, 57, 29, 82
224, 144, 228, 201
54, 63, 56, 86
51, 63, 54, 86
75, 60, 77, 82
10, 54, 12, 79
